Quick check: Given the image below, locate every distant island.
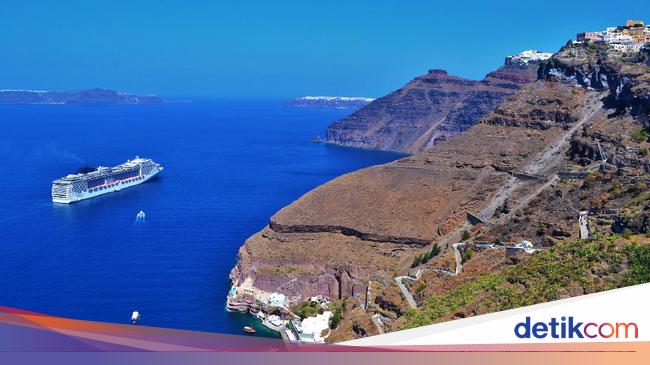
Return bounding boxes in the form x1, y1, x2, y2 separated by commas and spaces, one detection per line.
287, 96, 375, 110
0, 88, 165, 105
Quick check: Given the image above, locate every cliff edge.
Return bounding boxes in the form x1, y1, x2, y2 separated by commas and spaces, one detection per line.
325, 51, 551, 153
231, 42, 650, 342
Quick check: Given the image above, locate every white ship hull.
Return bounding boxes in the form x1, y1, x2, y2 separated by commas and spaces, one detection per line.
52, 171, 159, 204
52, 157, 163, 204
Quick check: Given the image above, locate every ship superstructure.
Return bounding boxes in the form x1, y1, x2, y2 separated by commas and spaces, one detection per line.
52, 157, 163, 203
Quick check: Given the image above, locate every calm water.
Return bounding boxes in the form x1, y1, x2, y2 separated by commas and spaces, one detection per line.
0, 100, 401, 336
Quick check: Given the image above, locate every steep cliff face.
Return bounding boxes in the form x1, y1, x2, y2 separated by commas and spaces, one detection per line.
538, 42, 650, 121
325, 55, 542, 153
231, 43, 650, 341
231, 80, 585, 300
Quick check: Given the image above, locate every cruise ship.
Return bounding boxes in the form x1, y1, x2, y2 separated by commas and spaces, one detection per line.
51, 157, 163, 203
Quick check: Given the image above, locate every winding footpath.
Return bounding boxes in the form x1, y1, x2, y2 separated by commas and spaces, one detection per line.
395, 245, 466, 309
391, 95, 605, 311
371, 314, 386, 335
452, 243, 464, 276
394, 275, 419, 309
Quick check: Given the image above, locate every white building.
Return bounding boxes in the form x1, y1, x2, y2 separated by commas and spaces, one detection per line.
520, 240, 533, 251
604, 33, 633, 44
506, 50, 553, 65
288, 311, 332, 343
258, 292, 287, 307
611, 42, 643, 53
577, 21, 648, 54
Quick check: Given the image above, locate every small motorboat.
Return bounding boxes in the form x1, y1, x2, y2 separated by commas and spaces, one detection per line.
243, 326, 256, 334
131, 311, 141, 325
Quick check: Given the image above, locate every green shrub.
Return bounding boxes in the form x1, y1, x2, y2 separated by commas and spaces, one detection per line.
624, 244, 650, 286
411, 255, 423, 268
421, 252, 432, 263
631, 127, 648, 143
412, 244, 443, 268
461, 230, 471, 241
329, 305, 343, 329
461, 248, 474, 264
430, 243, 441, 258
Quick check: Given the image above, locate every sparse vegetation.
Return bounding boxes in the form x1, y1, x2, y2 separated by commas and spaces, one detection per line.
461, 247, 474, 264
415, 282, 427, 295
429, 243, 441, 258
628, 182, 646, 195
403, 237, 645, 329
461, 230, 471, 241
624, 244, 650, 285
631, 127, 649, 143
329, 302, 343, 329
582, 172, 600, 189
639, 147, 649, 157
411, 243, 442, 268
292, 300, 324, 319
609, 180, 621, 195
275, 266, 298, 274
623, 229, 633, 240
410, 255, 423, 268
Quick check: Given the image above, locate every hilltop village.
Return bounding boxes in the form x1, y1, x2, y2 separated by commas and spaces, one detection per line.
576, 19, 650, 54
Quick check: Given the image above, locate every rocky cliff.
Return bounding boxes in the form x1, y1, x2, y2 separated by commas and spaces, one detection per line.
538, 42, 650, 122
325, 51, 550, 153
0, 88, 164, 105
231, 43, 650, 342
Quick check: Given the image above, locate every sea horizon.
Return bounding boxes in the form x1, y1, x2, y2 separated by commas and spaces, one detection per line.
0, 99, 403, 336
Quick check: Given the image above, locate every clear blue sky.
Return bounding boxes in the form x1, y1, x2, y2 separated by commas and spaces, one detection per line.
1, 0, 647, 98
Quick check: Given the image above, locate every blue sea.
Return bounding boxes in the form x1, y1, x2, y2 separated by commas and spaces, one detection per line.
0, 100, 401, 337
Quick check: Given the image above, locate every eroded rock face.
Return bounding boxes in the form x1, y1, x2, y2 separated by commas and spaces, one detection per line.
230, 229, 414, 299
231, 81, 582, 301
231, 42, 650, 342
326, 63, 539, 153
481, 81, 581, 130
538, 42, 650, 122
